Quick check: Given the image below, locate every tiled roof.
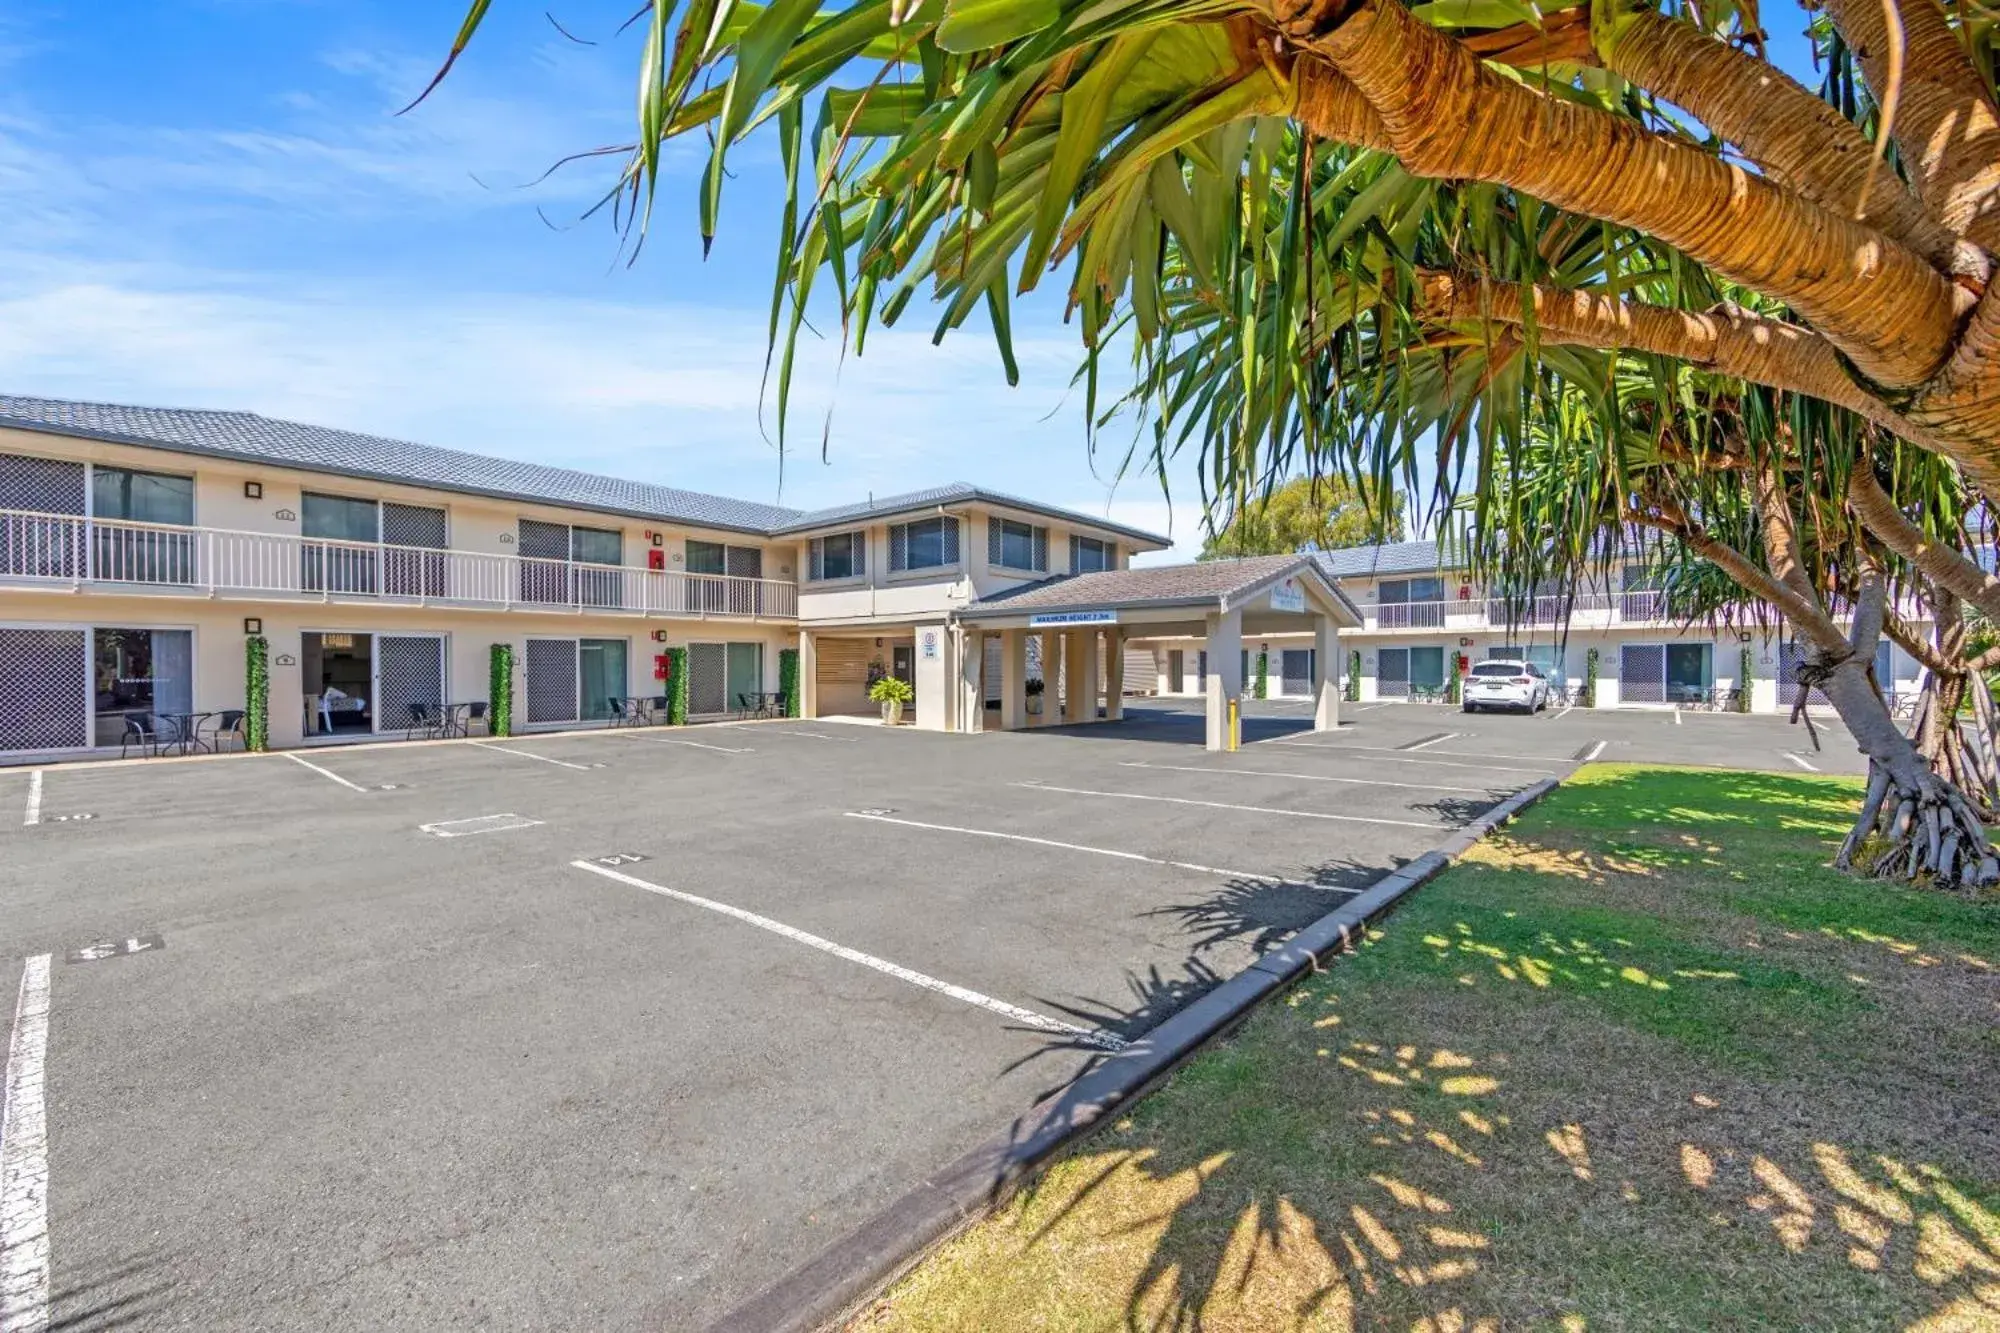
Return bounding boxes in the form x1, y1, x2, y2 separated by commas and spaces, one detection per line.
0, 394, 1174, 546
967, 553, 1349, 617
1315, 539, 1467, 579
0, 394, 800, 535
777, 482, 1170, 547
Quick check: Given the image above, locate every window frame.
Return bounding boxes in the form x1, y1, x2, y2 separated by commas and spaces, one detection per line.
891, 515, 959, 573
808, 530, 866, 583
992, 517, 1044, 573
1071, 534, 1112, 573
90, 465, 195, 527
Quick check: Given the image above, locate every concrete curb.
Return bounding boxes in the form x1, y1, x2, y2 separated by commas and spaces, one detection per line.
706, 774, 1564, 1333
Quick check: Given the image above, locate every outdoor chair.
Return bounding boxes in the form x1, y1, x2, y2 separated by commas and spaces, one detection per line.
406, 703, 445, 741
120, 713, 163, 759
207, 710, 247, 752
646, 695, 669, 724
464, 702, 489, 736
607, 697, 632, 727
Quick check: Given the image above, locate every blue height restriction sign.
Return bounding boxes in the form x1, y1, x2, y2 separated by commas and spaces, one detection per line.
1028, 610, 1118, 627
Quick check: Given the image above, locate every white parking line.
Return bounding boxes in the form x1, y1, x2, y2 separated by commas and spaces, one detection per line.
420, 813, 546, 838
630, 735, 755, 755
844, 811, 1349, 889
1400, 732, 1462, 751
570, 861, 1126, 1051
1015, 781, 1448, 829
284, 752, 369, 792
21, 771, 41, 828
1117, 760, 1503, 795
1673, 706, 1683, 726
1583, 740, 1607, 762
472, 742, 593, 772
1554, 702, 1576, 721
771, 729, 852, 742
1, 954, 52, 1333
1257, 741, 1562, 775
1783, 752, 1820, 771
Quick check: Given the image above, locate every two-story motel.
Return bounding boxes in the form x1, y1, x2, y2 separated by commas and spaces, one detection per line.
0, 395, 1359, 761
1129, 538, 1925, 711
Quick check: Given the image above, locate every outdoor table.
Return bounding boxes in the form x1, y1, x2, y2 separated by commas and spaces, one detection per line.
155, 711, 216, 756
440, 703, 474, 738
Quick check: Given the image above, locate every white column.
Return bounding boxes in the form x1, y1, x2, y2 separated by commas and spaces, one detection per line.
1205, 609, 1243, 751
799, 630, 819, 720
958, 629, 985, 733
913, 623, 949, 731
1105, 629, 1126, 721
1072, 629, 1101, 723
1314, 614, 1340, 732
1039, 631, 1065, 727
1000, 629, 1028, 731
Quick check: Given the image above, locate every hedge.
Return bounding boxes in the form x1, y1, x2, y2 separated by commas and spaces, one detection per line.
489, 643, 515, 737
778, 648, 800, 718
244, 635, 270, 752
666, 646, 690, 724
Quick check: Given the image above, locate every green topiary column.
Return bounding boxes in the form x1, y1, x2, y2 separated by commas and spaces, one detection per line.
489, 643, 515, 737
1253, 651, 1268, 700
666, 646, 690, 724
244, 635, 270, 751
778, 647, 800, 717
1583, 647, 1600, 708
1346, 649, 1361, 702
1738, 645, 1754, 712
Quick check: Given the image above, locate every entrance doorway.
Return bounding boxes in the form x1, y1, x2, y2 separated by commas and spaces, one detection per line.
303, 632, 374, 734
303, 632, 447, 735
892, 643, 915, 705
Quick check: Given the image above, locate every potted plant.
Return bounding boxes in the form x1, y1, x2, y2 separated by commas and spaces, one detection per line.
1025, 677, 1046, 716
869, 674, 914, 725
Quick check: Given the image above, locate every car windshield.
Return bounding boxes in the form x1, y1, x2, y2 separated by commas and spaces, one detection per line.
1471, 663, 1522, 678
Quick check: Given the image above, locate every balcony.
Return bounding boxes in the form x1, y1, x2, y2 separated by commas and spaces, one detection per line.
1359, 590, 1659, 632
0, 510, 798, 621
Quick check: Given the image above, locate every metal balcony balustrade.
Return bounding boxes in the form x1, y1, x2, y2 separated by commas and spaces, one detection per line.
0, 509, 798, 620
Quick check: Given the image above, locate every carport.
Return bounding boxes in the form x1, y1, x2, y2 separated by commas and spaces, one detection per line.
954, 554, 1361, 750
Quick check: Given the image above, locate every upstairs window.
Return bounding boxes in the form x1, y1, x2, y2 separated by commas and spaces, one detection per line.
890, 516, 959, 571
93, 466, 193, 526
989, 517, 1046, 572
808, 531, 866, 581
1070, 534, 1113, 573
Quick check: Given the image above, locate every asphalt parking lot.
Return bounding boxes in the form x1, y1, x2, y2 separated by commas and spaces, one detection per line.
0, 696, 1858, 1330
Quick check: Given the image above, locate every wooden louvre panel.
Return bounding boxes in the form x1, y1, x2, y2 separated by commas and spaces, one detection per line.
814, 637, 874, 715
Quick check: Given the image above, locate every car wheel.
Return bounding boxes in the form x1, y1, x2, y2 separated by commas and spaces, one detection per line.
1462, 703, 1476, 713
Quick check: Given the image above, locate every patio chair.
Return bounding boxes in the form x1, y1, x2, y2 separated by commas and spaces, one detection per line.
120, 713, 163, 759
207, 710, 247, 752
406, 703, 445, 741
646, 695, 669, 724
464, 702, 489, 736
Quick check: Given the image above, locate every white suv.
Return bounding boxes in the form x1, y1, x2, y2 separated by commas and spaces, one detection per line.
1463, 659, 1550, 714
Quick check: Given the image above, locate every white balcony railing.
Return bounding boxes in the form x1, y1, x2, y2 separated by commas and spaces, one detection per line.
1360, 589, 1676, 631
0, 509, 798, 620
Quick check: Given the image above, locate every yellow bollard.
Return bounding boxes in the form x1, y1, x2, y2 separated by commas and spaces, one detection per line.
1228, 696, 1240, 751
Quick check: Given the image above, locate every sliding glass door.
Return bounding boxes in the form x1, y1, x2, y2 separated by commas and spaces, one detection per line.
579, 639, 630, 721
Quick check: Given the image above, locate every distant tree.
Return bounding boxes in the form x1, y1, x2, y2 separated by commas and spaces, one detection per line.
1199, 476, 1402, 560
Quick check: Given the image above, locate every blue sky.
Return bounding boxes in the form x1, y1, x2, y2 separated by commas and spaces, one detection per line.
0, 2, 1210, 556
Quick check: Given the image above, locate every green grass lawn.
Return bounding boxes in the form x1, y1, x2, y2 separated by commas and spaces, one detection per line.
851, 765, 2000, 1333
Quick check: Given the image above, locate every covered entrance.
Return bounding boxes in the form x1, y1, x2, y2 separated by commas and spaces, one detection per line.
953, 555, 1359, 751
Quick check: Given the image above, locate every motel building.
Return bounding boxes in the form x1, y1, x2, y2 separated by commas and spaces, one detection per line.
0, 395, 1359, 763
1126, 539, 1928, 713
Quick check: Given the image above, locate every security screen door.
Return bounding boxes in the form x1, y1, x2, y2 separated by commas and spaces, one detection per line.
526, 638, 579, 724
377, 636, 446, 733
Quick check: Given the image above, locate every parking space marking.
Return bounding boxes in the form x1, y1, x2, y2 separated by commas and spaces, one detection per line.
21, 771, 41, 828
1575, 741, 1607, 762
623, 735, 755, 755
844, 811, 1349, 889
1014, 781, 1449, 829
1257, 741, 1560, 775
570, 860, 1127, 1051
1117, 760, 1506, 795
472, 742, 594, 772
771, 729, 852, 742
1397, 732, 1461, 751
419, 813, 546, 838
1783, 752, 1820, 772
284, 752, 369, 792
1554, 702, 1576, 720
1674, 706, 1683, 726
1, 954, 51, 1333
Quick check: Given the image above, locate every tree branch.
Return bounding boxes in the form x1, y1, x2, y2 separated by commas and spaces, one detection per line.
1598, 9, 1981, 278
1824, 0, 2000, 253
1846, 461, 2000, 620
1884, 606, 1953, 673
1630, 499, 1851, 654
1268, 0, 1967, 388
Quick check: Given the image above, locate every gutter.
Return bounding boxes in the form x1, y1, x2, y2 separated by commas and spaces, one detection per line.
705, 774, 1564, 1333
